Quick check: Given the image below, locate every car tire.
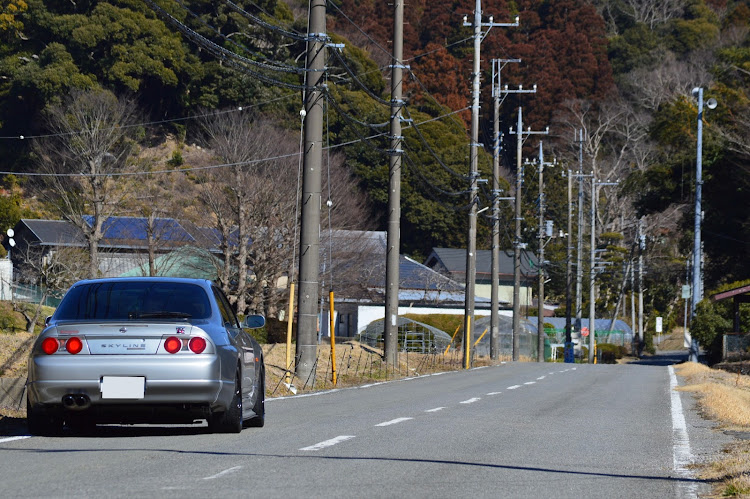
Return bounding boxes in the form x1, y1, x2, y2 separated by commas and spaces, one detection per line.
26, 399, 63, 436
209, 371, 243, 434
245, 369, 265, 428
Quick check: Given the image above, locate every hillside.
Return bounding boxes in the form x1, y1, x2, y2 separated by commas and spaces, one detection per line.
0, 0, 747, 334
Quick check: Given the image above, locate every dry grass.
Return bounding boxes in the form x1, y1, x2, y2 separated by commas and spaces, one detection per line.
675, 362, 750, 497
0, 332, 34, 378
262, 341, 497, 396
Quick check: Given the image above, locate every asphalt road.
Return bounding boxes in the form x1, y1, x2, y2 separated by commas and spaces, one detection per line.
0, 355, 726, 498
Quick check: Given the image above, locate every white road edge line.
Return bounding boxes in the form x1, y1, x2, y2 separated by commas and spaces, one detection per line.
376, 417, 413, 427
460, 397, 481, 404
202, 466, 243, 480
486, 391, 502, 396
669, 365, 697, 497
507, 385, 521, 390
300, 435, 356, 451
425, 407, 445, 413
524, 382, 536, 385
0, 436, 31, 444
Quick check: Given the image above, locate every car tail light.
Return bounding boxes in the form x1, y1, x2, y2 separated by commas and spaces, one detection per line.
41, 337, 60, 355
164, 336, 182, 354
65, 337, 83, 354
189, 337, 207, 354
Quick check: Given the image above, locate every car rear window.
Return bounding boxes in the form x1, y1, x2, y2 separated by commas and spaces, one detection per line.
54, 281, 212, 321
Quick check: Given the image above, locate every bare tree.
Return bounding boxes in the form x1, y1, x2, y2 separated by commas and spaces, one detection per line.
35, 89, 139, 278
197, 110, 375, 317
13, 244, 88, 332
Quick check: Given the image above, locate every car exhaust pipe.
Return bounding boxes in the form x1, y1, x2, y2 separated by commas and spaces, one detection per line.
62, 394, 91, 410
74, 395, 90, 409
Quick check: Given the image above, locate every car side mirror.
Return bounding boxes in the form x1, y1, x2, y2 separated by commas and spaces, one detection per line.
243, 315, 266, 329
45, 316, 52, 327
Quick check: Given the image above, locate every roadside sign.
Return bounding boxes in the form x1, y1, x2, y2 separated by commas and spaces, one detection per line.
682, 285, 691, 299
581, 327, 589, 337
656, 317, 663, 333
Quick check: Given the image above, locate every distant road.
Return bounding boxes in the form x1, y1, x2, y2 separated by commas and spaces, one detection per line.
0, 355, 721, 498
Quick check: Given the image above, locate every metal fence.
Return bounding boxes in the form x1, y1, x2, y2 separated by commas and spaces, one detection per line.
722, 333, 750, 361
5, 282, 63, 307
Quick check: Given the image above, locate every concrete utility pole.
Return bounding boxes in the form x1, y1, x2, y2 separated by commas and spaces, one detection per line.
535, 142, 555, 362
384, 0, 405, 368
296, 0, 327, 383
574, 130, 584, 338
509, 109, 547, 361
461, 3, 518, 369
565, 168, 573, 353
490, 58, 526, 360
638, 218, 645, 350
588, 177, 617, 363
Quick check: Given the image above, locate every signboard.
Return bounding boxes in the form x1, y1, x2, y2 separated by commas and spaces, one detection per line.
581, 327, 589, 337
655, 317, 663, 333
682, 285, 691, 299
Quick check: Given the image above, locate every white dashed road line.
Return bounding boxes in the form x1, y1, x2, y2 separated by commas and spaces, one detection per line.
425, 407, 445, 413
507, 385, 521, 390
202, 466, 243, 480
375, 417, 413, 427
524, 382, 536, 385
0, 436, 31, 444
486, 391, 502, 396
460, 397, 481, 405
300, 435, 356, 451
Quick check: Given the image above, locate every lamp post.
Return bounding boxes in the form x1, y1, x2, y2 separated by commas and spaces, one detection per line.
690, 87, 716, 363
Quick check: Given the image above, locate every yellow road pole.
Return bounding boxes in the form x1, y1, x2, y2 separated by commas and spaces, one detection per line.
464, 316, 471, 368
285, 282, 295, 385
444, 324, 461, 355
329, 290, 337, 385
473, 327, 489, 347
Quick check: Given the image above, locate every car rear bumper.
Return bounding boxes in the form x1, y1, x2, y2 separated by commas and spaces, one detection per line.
27, 354, 231, 409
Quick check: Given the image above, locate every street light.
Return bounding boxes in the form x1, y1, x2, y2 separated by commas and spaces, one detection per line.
689, 87, 716, 363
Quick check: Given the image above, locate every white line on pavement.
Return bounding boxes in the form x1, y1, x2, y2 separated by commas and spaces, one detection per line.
425, 407, 445, 413
300, 435, 356, 451
669, 366, 697, 498
524, 382, 536, 385
375, 417, 413, 427
507, 385, 521, 390
486, 392, 502, 396
537, 376, 546, 380
0, 436, 31, 444
460, 398, 481, 404
202, 466, 243, 480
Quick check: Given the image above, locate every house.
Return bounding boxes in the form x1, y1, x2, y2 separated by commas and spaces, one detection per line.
318, 231, 510, 339
6, 217, 219, 278
423, 247, 538, 307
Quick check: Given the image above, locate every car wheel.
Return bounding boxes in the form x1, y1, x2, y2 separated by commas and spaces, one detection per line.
26, 399, 63, 436
245, 369, 265, 428
209, 371, 243, 434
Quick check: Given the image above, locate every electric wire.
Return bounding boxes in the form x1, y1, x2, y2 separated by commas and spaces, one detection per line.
173, 0, 305, 73
144, 0, 309, 90
224, 0, 308, 41
403, 106, 470, 181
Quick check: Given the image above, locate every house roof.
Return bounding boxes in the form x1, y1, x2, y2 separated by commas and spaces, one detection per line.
424, 247, 538, 280
16, 217, 220, 252
20, 219, 85, 247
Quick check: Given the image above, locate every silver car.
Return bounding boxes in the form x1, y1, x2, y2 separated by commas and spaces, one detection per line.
26, 277, 266, 435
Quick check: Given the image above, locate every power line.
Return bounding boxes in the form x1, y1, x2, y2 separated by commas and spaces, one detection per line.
0, 94, 299, 140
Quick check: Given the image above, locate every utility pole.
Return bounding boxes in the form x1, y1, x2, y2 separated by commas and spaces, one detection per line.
589, 177, 617, 363
564, 167, 573, 358
574, 130, 585, 338
461, 3, 518, 369
509, 109, 547, 361
535, 142, 555, 362
490, 58, 524, 360
384, 0, 405, 368
296, 0, 327, 383
638, 218, 645, 351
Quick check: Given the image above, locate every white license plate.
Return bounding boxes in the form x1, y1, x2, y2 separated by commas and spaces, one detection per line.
100, 376, 145, 399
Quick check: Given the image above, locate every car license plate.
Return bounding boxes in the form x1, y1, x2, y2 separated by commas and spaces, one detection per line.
100, 376, 145, 399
